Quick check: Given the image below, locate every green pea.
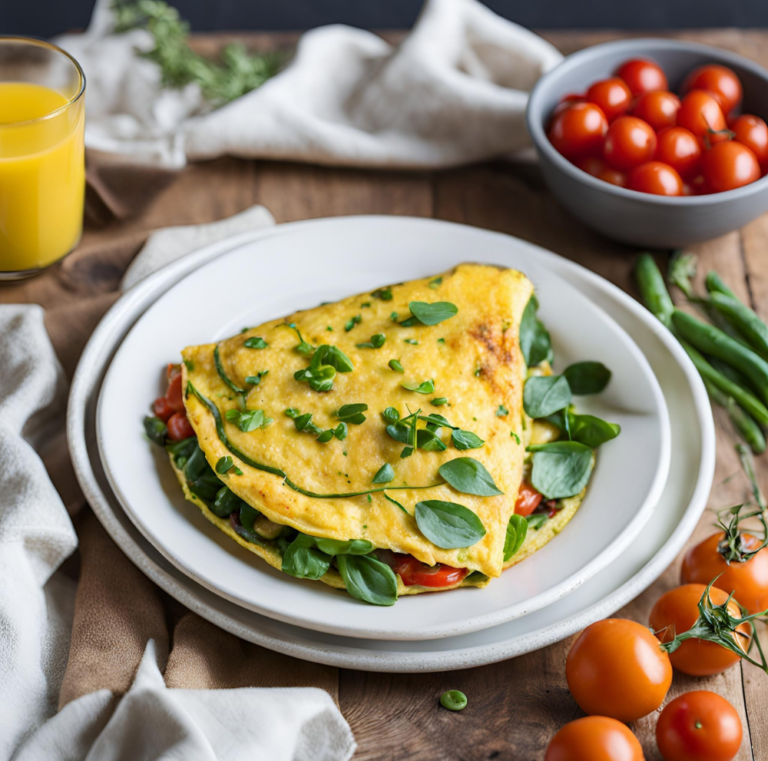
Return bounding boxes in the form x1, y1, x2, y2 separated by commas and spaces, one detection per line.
439, 690, 467, 711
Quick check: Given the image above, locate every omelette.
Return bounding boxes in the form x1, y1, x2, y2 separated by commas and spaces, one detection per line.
144, 264, 618, 606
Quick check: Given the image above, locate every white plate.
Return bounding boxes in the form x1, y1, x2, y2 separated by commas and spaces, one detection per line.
96, 218, 670, 640
68, 217, 713, 671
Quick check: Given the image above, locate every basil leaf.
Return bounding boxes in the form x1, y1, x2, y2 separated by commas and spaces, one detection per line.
415, 500, 486, 549
144, 416, 167, 446
372, 286, 393, 301
451, 429, 485, 450
523, 375, 572, 419
211, 485, 244, 518
382, 407, 400, 424
281, 535, 333, 579
372, 463, 395, 483
389, 359, 404, 373
529, 441, 594, 499
519, 296, 552, 366
417, 428, 447, 452
337, 403, 368, 424
313, 537, 374, 556
336, 554, 398, 606
401, 379, 435, 394
503, 514, 528, 561
438, 457, 503, 496
564, 361, 612, 395
527, 513, 548, 530
244, 336, 268, 349
215, 456, 234, 474
570, 415, 621, 448
357, 333, 386, 349
407, 301, 458, 326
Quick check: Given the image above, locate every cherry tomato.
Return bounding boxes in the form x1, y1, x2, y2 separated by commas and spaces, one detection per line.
732, 114, 768, 166
377, 550, 468, 588
165, 371, 185, 413
545, 716, 644, 761
566, 618, 672, 722
681, 532, 768, 614
552, 93, 586, 119
702, 140, 761, 193
167, 411, 195, 441
649, 584, 750, 676
515, 482, 543, 516
677, 90, 728, 149
683, 64, 743, 115
628, 161, 684, 196
152, 396, 173, 422
632, 91, 681, 132
548, 102, 608, 160
616, 58, 668, 96
656, 691, 742, 761
603, 116, 657, 171
586, 77, 633, 122
655, 127, 702, 179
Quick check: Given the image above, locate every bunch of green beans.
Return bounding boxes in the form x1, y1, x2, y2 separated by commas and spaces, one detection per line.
635, 254, 768, 454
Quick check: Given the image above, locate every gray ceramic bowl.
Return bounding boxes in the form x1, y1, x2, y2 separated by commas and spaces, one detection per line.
526, 38, 768, 248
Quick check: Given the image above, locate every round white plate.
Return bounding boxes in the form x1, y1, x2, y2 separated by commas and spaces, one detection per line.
68, 217, 713, 670
96, 218, 670, 641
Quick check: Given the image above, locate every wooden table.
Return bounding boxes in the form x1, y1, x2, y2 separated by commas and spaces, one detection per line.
6, 28, 768, 760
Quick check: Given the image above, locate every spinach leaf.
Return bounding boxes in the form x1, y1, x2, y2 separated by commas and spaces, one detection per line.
372, 463, 395, 483
529, 441, 593, 499
313, 537, 373, 556
415, 500, 487, 549
503, 514, 528, 561
438, 457, 503, 496
451, 429, 484, 450
406, 301, 458, 326
336, 554, 398, 606
244, 336, 268, 349
240, 503, 260, 533
563, 361, 612, 395
523, 375, 572, 419
519, 296, 552, 366
337, 403, 368, 424
211, 485, 244, 518
281, 534, 333, 579
546, 410, 621, 448
144, 416, 167, 446
401, 379, 435, 394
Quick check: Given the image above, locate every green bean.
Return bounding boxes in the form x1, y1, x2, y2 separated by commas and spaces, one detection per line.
672, 310, 768, 407
702, 378, 766, 453
705, 271, 739, 300
634, 254, 674, 327
708, 292, 768, 362
708, 356, 755, 393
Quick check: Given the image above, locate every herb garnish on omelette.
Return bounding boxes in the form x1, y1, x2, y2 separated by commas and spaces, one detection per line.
144, 264, 620, 605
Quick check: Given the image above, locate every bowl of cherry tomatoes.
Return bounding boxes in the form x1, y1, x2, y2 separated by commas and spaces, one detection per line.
526, 39, 768, 247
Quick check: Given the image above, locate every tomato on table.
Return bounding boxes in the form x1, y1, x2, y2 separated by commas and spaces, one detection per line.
616, 58, 668, 95
628, 161, 683, 196
655, 127, 702, 179
545, 716, 643, 761
548, 102, 608, 160
656, 691, 742, 761
566, 618, 672, 722
731, 114, 768, 167
514, 481, 543, 516
677, 90, 728, 148
603, 116, 657, 171
649, 584, 750, 676
167, 411, 195, 441
701, 140, 761, 193
683, 64, 743, 115
586, 77, 633, 122
682, 532, 768, 614
377, 550, 468, 588
631, 90, 681, 132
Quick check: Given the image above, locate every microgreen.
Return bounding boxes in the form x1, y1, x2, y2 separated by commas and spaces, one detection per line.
215, 456, 234, 474
451, 429, 484, 450
404, 338, 418, 345
496, 405, 509, 417
183, 359, 194, 372
372, 286, 393, 301
244, 336, 268, 349
401, 301, 458, 327
415, 500, 486, 549
356, 333, 386, 349
225, 407, 270, 432
510, 431, 521, 445
382, 407, 401, 424
372, 463, 395, 484
244, 370, 269, 386
429, 277, 443, 289
389, 359, 404, 373
345, 315, 362, 332
337, 403, 368, 425
401, 379, 435, 394
294, 344, 354, 392
431, 397, 449, 406
527, 513, 548, 530
384, 493, 409, 514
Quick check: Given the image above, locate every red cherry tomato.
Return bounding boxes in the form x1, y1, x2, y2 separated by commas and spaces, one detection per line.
586, 77, 633, 122
616, 58, 668, 96
165, 372, 185, 414
649, 584, 750, 676
548, 102, 608, 160
167, 411, 195, 441
677, 90, 729, 148
731, 114, 768, 167
632, 91, 681, 132
655, 127, 702, 179
681, 532, 768, 614
552, 93, 586, 119
566, 618, 672, 722
515, 482, 543, 516
577, 157, 628, 188
603, 116, 657, 171
377, 551, 468, 588
702, 140, 761, 193
683, 64, 743, 115
628, 161, 683, 196
656, 691, 742, 761
152, 396, 173, 422
545, 716, 644, 761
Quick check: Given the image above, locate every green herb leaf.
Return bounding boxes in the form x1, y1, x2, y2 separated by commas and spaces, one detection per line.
336, 554, 398, 606
356, 333, 386, 349
345, 315, 362, 332
415, 500, 486, 549
400, 446, 414, 458
211, 485, 244, 518
313, 537, 374, 556
183, 359, 194, 372
337, 403, 368, 424
144, 416, 167, 446
519, 296, 552, 366
389, 359, 405, 373
431, 397, 449, 406
294, 364, 336, 392
284, 407, 301, 419
372, 286, 393, 301
529, 441, 594, 499
316, 429, 334, 443
429, 277, 443, 289
546, 410, 621, 448
407, 301, 459, 326
496, 404, 509, 417
523, 375, 572, 419
404, 338, 419, 345
244, 336, 268, 349
527, 513, 548, 530
215, 456, 234, 474
401, 379, 435, 394
334, 422, 348, 440
372, 463, 395, 483
510, 431, 521, 445
438, 457, 503, 496
451, 429, 485, 450
417, 428, 447, 451
281, 323, 315, 356
225, 407, 266, 432
281, 534, 333, 579
245, 370, 268, 386
382, 407, 401, 424
563, 361, 612, 395
313, 345, 354, 373
503, 514, 528, 561
384, 493, 409, 514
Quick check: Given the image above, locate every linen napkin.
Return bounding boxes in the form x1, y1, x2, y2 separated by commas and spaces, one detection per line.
57, 0, 562, 168
1, 206, 356, 761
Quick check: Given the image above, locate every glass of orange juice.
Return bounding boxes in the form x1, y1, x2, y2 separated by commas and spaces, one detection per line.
0, 37, 85, 279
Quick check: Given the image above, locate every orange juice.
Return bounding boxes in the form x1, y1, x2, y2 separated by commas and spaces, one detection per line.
0, 81, 85, 273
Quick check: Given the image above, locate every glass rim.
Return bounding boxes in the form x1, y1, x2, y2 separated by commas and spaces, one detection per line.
0, 35, 86, 127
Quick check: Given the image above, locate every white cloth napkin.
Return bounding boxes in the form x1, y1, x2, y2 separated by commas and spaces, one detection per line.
2, 207, 356, 761
56, 0, 562, 168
